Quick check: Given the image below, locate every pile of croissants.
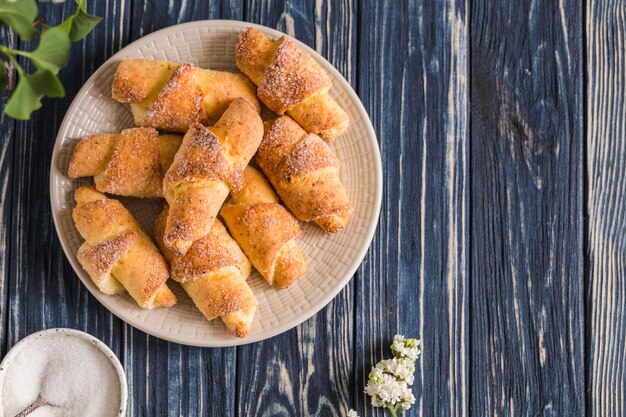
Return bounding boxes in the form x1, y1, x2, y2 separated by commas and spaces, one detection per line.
68, 28, 352, 338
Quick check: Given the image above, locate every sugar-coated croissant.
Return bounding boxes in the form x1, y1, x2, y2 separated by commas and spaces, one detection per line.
162, 97, 263, 255
67, 127, 182, 198
154, 206, 258, 338
72, 186, 177, 309
257, 116, 352, 233
111, 58, 261, 132
221, 166, 307, 288
236, 28, 349, 142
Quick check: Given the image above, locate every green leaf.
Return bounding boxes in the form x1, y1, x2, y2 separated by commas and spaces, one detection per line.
5, 69, 65, 120
0, 0, 38, 40
21, 26, 70, 74
67, 10, 101, 41
59, 0, 101, 42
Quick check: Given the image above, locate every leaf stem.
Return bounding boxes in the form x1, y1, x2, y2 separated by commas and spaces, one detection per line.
2, 53, 23, 76
388, 406, 398, 417
7, 49, 32, 60
0, 44, 34, 62
0, 45, 21, 69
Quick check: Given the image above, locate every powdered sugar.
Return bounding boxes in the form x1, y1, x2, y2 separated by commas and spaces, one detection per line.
1, 332, 122, 417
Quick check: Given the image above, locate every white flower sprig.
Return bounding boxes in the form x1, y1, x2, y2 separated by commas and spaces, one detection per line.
359, 335, 421, 417
390, 335, 421, 361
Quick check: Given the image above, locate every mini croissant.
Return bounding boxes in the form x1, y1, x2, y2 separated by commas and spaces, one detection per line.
236, 28, 349, 142
257, 116, 352, 233
162, 97, 263, 255
67, 127, 182, 198
112, 58, 261, 132
154, 206, 258, 338
221, 166, 307, 288
72, 186, 177, 309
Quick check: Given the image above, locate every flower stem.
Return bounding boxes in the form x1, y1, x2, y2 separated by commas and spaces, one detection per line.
388, 406, 398, 417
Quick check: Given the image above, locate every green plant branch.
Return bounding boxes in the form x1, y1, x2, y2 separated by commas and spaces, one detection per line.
0, 0, 100, 119
1, 45, 26, 74
6, 48, 34, 60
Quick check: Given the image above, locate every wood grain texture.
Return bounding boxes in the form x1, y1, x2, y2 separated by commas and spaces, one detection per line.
130, 0, 243, 38
355, 0, 469, 416
470, 0, 584, 415
4, 0, 130, 411
6, 0, 132, 341
235, 1, 356, 416
0, 26, 16, 359
587, 1, 626, 416
0, 0, 610, 416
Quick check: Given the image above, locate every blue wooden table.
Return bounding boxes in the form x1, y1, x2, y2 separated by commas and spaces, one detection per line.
0, 0, 623, 416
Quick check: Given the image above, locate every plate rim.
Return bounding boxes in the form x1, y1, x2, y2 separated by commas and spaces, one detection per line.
49, 19, 382, 347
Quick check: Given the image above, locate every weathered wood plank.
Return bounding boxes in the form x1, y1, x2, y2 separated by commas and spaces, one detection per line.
470, 0, 584, 415
4, 0, 130, 409
130, 0, 243, 38
587, 1, 626, 416
3, 1, 601, 416
5, 1, 248, 415
355, 1, 469, 416
6, 0, 131, 341
0, 26, 16, 359
235, 1, 357, 416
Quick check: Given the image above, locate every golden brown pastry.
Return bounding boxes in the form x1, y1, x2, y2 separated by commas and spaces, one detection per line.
67, 127, 182, 198
111, 58, 261, 132
221, 166, 307, 288
256, 116, 352, 233
72, 186, 177, 309
162, 98, 263, 255
236, 28, 349, 142
154, 206, 258, 337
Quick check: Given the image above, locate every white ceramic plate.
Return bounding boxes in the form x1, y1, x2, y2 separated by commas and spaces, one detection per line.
50, 20, 382, 347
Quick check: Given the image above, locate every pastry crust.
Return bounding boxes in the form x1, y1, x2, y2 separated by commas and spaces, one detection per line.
139, 63, 208, 132
112, 58, 261, 131
68, 128, 182, 198
256, 116, 352, 233
162, 98, 264, 255
154, 207, 258, 337
73, 186, 177, 309
67, 133, 117, 179
236, 28, 349, 142
112, 58, 178, 105
257, 37, 332, 114
221, 166, 307, 288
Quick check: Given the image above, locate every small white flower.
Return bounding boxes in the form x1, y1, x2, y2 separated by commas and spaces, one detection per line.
347, 409, 359, 417
370, 365, 384, 379
391, 335, 421, 361
365, 372, 414, 408
396, 385, 416, 411
376, 358, 415, 384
